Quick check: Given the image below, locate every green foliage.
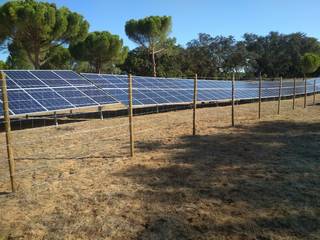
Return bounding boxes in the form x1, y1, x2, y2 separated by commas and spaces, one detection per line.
6, 41, 34, 69
182, 34, 250, 77
0, 0, 89, 69
125, 16, 172, 49
0, 60, 8, 69
244, 32, 320, 77
125, 16, 172, 76
121, 48, 152, 76
121, 38, 185, 77
72, 61, 92, 73
0, 0, 319, 80
69, 31, 128, 73
41, 46, 72, 70
301, 53, 320, 75
6, 41, 72, 69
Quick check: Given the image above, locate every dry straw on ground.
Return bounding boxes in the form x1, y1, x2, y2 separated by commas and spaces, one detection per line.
0, 96, 319, 240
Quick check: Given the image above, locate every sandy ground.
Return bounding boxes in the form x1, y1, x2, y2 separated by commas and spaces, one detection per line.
0, 96, 319, 240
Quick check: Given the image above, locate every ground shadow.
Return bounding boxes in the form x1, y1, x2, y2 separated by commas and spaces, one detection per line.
118, 119, 320, 239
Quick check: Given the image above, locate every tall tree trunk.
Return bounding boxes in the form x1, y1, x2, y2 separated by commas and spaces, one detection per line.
96, 65, 101, 74
151, 49, 157, 77
95, 60, 101, 74
34, 50, 40, 69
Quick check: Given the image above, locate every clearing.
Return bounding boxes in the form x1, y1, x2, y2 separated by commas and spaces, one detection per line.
0, 96, 319, 240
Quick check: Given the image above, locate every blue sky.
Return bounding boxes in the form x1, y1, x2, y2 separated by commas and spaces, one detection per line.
1, 0, 319, 60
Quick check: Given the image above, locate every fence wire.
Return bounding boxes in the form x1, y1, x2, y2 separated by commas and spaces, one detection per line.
0, 78, 319, 192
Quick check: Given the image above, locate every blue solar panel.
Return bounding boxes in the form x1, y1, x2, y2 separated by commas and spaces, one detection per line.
7, 90, 46, 114
1, 71, 319, 117
26, 88, 73, 111
54, 71, 90, 85
0, 70, 121, 116
5, 71, 47, 89
55, 87, 97, 107
30, 71, 71, 87
78, 86, 119, 105
81, 73, 320, 107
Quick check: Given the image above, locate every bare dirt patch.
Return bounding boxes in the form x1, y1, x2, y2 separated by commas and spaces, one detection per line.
0, 96, 319, 240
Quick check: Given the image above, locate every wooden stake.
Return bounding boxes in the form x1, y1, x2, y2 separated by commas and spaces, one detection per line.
277, 77, 282, 115
313, 79, 316, 105
231, 72, 235, 127
128, 74, 134, 157
193, 74, 198, 136
293, 78, 296, 110
304, 76, 307, 108
258, 73, 262, 119
1, 71, 15, 192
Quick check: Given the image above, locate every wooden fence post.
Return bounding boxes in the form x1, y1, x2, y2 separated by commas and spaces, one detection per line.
277, 77, 282, 115
304, 76, 307, 108
193, 74, 198, 136
258, 73, 262, 119
231, 72, 235, 127
313, 79, 316, 105
128, 74, 134, 157
293, 78, 296, 110
1, 71, 15, 192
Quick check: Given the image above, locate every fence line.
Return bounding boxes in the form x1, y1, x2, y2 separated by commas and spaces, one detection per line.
1, 73, 319, 193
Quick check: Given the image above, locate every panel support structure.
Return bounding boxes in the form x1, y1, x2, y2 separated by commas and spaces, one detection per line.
1, 71, 15, 192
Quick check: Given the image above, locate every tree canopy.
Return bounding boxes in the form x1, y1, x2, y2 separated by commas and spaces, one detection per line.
0, 0, 89, 69
300, 53, 320, 76
122, 39, 185, 77
125, 16, 172, 77
0, 2, 319, 80
243, 32, 320, 77
0, 60, 8, 69
69, 31, 128, 73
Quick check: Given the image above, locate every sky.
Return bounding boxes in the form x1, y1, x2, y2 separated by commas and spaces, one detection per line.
0, 0, 320, 60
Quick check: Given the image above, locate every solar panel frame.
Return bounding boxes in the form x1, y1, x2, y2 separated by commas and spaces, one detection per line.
0, 70, 123, 117
2, 71, 319, 117
81, 73, 320, 108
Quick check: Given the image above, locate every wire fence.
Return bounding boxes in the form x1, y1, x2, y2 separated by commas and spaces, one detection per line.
0, 74, 319, 193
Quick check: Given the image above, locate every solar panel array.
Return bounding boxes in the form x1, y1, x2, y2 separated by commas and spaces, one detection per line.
82, 73, 320, 106
1, 70, 119, 115
0, 70, 319, 117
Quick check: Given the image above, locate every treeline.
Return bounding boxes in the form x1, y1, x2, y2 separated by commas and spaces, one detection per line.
1, 0, 320, 79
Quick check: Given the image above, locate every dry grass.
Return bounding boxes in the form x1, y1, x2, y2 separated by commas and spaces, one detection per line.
0, 96, 319, 240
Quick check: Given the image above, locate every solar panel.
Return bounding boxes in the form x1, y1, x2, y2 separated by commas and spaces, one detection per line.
1, 71, 319, 117
54, 71, 91, 85
30, 70, 71, 87
81, 73, 320, 107
0, 70, 121, 116
54, 87, 97, 107
26, 88, 73, 111
7, 89, 46, 114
